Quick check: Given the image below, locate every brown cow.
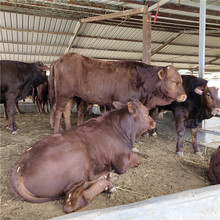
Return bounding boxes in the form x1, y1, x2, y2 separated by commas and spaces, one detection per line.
49, 52, 186, 133
0, 60, 48, 133
208, 146, 220, 185
10, 100, 155, 213
35, 76, 49, 113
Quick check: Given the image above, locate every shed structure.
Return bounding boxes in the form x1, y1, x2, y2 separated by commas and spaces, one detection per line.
0, 0, 220, 78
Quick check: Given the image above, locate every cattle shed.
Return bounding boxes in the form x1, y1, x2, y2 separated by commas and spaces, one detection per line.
0, 1, 220, 220
0, 0, 220, 77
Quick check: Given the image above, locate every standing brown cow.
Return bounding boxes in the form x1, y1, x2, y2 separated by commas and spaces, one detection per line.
49, 52, 186, 133
10, 100, 155, 213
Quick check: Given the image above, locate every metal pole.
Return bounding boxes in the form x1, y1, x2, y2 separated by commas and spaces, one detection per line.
198, 0, 206, 79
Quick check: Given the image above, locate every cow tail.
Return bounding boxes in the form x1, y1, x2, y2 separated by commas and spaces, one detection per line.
48, 62, 56, 128
9, 164, 59, 203
49, 62, 55, 109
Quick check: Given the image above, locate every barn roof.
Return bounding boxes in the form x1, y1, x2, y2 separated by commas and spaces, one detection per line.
0, 0, 220, 77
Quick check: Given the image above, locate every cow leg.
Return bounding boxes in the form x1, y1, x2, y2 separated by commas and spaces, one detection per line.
5, 99, 18, 133
190, 128, 201, 155
45, 101, 49, 113
112, 152, 140, 174
149, 107, 158, 136
15, 101, 22, 114
63, 98, 75, 130
37, 100, 42, 113
176, 118, 185, 156
3, 102, 8, 120
54, 108, 63, 133
42, 101, 46, 113
77, 100, 87, 125
50, 107, 55, 129
64, 178, 113, 213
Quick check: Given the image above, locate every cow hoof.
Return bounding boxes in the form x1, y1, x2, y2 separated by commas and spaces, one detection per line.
109, 172, 118, 181
176, 151, 183, 157
195, 151, 202, 156
142, 133, 149, 138
109, 187, 116, 193
11, 130, 18, 135
132, 147, 139, 153
151, 132, 157, 137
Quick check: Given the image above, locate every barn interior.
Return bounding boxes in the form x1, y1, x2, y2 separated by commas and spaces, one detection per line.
0, 0, 220, 219
1, 0, 219, 142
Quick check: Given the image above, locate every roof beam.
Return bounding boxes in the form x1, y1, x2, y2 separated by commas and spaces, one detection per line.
72, 47, 217, 58
0, 41, 67, 47
207, 56, 220, 64
0, 52, 60, 57
81, 0, 171, 23
64, 21, 82, 54
0, 27, 73, 36
80, 7, 146, 23
76, 35, 220, 49
163, 2, 220, 17
172, 0, 220, 13
151, 32, 182, 56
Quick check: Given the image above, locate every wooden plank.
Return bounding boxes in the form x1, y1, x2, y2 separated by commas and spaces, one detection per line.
65, 21, 82, 54
142, 9, 151, 64
80, 7, 145, 23
151, 32, 182, 56
81, 0, 171, 23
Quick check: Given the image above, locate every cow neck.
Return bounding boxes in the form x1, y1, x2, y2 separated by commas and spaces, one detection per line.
107, 110, 136, 149
145, 89, 171, 109
142, 76, 168, 109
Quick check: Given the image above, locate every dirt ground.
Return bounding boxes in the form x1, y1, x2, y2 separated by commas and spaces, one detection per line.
0, 111, 216, 220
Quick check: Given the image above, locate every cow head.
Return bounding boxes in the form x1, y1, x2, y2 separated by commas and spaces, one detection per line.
113, 100, 156, 136
158, 65, 187, 103
32, 62, 49, 88
35, 62, 50, 72
194, 85, 220, 117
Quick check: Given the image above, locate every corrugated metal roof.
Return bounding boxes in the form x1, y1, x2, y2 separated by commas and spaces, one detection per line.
0, 0, 220, 75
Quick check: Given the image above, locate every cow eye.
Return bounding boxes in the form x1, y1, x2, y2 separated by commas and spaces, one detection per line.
207, 93, 211, 97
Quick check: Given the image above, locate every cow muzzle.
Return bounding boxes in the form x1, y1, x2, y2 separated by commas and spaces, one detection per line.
212, 108, 220, 116
176, 94, 187, 102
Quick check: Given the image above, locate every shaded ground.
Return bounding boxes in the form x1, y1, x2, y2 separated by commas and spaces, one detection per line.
0, 111, 215, 220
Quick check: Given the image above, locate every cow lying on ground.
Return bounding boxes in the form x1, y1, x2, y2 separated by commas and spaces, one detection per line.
150, 75, 220, 156
208, 146, 220, 184
0, 60, 48, 133
49, 52, 186, 133
10, 100, 155, 213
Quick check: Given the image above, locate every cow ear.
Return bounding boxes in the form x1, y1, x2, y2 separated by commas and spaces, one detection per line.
158, 69, 166, 80
39, 65, 50, 71
35, 62, 49, 71
127, 102, 138, 115
194, 86, 204, 95
113, 101, 126, 109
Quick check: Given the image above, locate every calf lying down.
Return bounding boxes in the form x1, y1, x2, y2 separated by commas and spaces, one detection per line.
10, 100, 155, 213
208, 146, 220, 185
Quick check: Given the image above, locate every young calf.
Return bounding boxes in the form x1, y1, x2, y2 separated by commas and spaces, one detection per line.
10, 99, 155, 213
208, 146, 220, 185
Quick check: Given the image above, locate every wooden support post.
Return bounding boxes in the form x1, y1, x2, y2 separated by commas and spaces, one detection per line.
142, 7, 151, 64
65, 21, 81, 54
